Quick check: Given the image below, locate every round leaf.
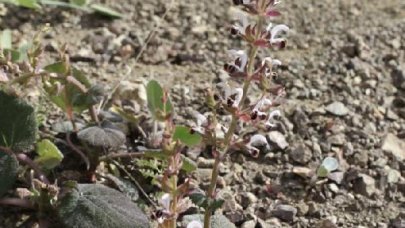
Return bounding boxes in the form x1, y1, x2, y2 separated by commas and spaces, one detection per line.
0, 151, 18, 197
77, 121, 125, 148
173, 126, 202, 147
57, 184, 150, 228
146, 80, 172, 120
35, 139, 64, 170
0, 91, 37, 151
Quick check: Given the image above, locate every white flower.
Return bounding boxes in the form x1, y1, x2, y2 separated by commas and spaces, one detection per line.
159, 193, 171, 211
266, 110, 281, 127
268, 24, 289, 44
191, 111, 208, 134
253, 97, 273, 113
262, 57, 282, 67
228, 49, 248, 72
247, 134, 268, 147
232, 11, 249, 35
187, 220, 203, 228
219, 82, 244, 108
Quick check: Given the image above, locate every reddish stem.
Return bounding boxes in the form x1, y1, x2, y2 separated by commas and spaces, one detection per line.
0, 197, 34, 209
16, 153, 50, 185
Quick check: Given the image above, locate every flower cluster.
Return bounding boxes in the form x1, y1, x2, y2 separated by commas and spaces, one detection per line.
194, 0, 289, 156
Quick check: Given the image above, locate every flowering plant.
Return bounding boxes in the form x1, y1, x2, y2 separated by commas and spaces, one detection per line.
154, 0, 289, 227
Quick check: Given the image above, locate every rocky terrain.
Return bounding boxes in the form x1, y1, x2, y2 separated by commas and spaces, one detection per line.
0, 0, 404, 227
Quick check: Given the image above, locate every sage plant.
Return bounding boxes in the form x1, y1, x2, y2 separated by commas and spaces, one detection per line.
195, 0, 289, 227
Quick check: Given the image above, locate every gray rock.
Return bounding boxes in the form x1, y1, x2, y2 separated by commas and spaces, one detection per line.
381, 134, 405, 161
353, 174, 376, 197
290, 144, 312, 164
325, 102, 349, 116
272, 204, 297, 222
387, 169, 401, 184
327, 171, 345, 184
328, 134, 346, 146
268, 131, 289, 150
241, 220, 256, 228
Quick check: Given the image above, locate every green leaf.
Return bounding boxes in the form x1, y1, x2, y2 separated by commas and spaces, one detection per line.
77, 121, 126, 148
40, 0, 90, 11
189, 192, 208, 208
17, 0, 41, 9
316, 165, 329, 178
44, 61, 68, 74
0, 151, 18, 197
3, 49, 22, 62
143, 151, 196, 173
90, 4, 123, 18
0, 29, 12, 50
0, 91, 37, 151
209, 199, 224, 211
69, 0, 86, 6
173, 125, 202, 147
57, 184, 149, 228
35, 139, 63, 170
181, 155, 197, 173
146, 80, 172, 121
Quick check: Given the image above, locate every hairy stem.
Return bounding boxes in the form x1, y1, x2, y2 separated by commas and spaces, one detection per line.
0, 197, 34, 209
204, 45, 259, 228
16, 153, 50, 185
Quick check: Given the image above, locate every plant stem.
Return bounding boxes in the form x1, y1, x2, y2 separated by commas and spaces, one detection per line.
203, 45, 259, 228
0, 197, 34, 209
170, 175, 178, 228
16, 153, 50, 185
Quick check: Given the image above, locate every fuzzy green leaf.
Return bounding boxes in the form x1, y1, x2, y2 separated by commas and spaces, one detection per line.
0, 91, 37, 151
173, 125, 202, 146
146, 80, 172, 121
69, 0, 86, 6
90, 4, 123, 18
57, 184, 149, 228
77, 121, 126, 148
17, 0, 41, 9
0, 151, 18, 197
44, 61, 68, 74
181, 155, 197, 173
35, 139, 63, 170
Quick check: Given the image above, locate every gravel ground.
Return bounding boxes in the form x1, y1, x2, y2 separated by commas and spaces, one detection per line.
1, 0, 404, 227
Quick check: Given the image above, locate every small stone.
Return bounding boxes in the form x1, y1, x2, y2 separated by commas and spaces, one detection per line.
325, 102, 349, 116
328, 134, 346, 146
218, 189, 242, 212
353, 150, 368, 167
381, 133, 405, 161
272, 204, 297, 222
327, 171, 345, 184
292, 166, 314, 178
317, 218, 338, 228
197, 157, 215, 168
241, 192, 258, 206
290, 144, 312, 164
296, 202, 309, 216
328, 183, 339, 193
387, 169, 401, 184
385, 108, 399, 121
241, 220, 256, 228
268, 131, 289, 150
353, 174, 376, 197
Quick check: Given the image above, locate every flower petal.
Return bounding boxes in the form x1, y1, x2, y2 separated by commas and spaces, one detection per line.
270, 24, 289, 44
159, 193, 171, 210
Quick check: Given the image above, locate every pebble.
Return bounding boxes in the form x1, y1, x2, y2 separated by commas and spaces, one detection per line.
290, 143, 312, 164
381, 133, 405, 161
325, 102, 349, 116
267, 131, 289, 150
353, 174, 376, 197
272, 204, 297, 222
